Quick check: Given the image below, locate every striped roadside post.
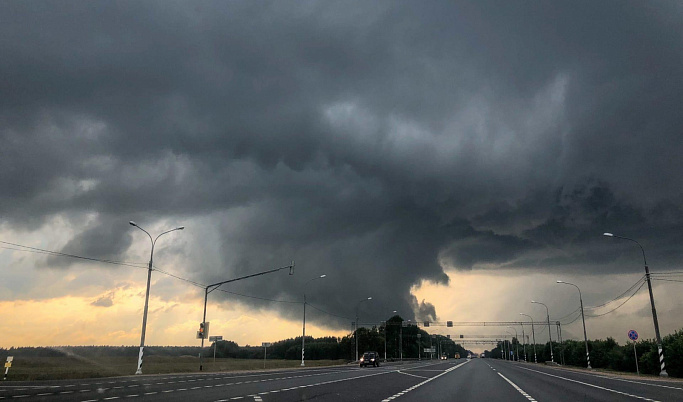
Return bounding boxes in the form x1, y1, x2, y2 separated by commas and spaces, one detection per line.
603, 233, 668, 377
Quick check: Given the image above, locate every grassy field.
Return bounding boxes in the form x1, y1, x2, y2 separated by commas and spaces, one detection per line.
3, 356, 348, 381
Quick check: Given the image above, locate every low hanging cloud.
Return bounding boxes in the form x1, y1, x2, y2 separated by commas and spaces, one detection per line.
2, 1, 683, 329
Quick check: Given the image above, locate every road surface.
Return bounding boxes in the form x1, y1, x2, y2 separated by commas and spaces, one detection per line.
1, 358, 681, 401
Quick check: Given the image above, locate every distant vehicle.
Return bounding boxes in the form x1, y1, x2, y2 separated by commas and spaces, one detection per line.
359, 351, 380, 367
440, 353, 448, 360
467, 354, 472, 359
454, 353, 460, 359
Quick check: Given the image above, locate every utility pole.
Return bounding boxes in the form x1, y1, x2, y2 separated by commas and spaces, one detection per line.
199, 262, 295, 370
603, 233, 668, 376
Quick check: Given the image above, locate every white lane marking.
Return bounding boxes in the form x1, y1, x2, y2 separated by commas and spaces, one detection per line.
212, 370, 393, 402
397, 370, 429, 379
498, 372, 537, 401
519, 366, 661, 401
553, 368, 683, 392
381, 360, 470, 402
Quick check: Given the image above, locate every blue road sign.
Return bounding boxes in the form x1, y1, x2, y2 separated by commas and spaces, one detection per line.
628, 329, 639, 341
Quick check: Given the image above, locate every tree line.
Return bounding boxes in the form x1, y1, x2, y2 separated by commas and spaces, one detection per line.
484, 327, 683, 377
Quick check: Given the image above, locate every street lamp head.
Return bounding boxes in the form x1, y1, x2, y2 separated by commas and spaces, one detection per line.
603, 232, 614, 237
320, 274, 327, 278
177, 226, 185, 230
556, 280, 564, 283
531, 300, 537, 303
129, 221, 137, 227
367, 297, 372, 300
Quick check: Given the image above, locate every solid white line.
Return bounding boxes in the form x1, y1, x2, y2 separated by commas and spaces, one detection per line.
381, 360, 470, 402
397, 370, 429, 379
498, 372, 537, 401
518, 366, 662, 401
548, 368, 683, 392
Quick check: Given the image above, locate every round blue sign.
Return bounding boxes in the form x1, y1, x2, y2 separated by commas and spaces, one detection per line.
628, 329, 639, 341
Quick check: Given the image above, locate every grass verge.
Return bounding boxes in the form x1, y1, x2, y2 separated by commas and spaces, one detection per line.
4, 356, 347, 381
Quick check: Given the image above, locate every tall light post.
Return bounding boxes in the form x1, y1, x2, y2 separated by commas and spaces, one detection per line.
603, 232, 668, 376
199, 262, 295, 370
520, 313, 537, 363
383, 310, 397, 362
557, 280, 591, 369
302, 274, 326, 366
505, 330, 514, 361
520, 322, 527, 362
507, 326, 519, 361
531, 301, 554, 363
129, 221, 184, 375
355, 297, 372, 362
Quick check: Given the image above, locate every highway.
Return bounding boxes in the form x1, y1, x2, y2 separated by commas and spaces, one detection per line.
1, 358, 682, 401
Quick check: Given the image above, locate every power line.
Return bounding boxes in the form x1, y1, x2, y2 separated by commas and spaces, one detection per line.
586, 281, 645, 317
585, 275, 645, 310
651, 278, 683, 284
0, 240, 149, 269
307, 302, 354, 321
214, 287, 300, 304
153, 266, 206, 288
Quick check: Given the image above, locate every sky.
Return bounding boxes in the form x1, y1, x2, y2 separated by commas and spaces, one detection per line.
2, 1, 683, 352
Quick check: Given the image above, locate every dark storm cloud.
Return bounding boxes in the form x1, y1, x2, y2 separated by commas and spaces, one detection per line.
2, 1, 683, 326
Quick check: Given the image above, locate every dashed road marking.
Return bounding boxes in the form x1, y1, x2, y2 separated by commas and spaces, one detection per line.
381, 360, 470, 401
498, 372, 536, 401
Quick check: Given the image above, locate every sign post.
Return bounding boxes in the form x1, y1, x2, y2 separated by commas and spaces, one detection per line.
262, 342, 272, 369
209, 336, 223, 363
4, 356, 13, 380
628, 330, 639, 375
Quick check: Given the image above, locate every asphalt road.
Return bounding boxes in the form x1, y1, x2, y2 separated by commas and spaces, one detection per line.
1, 358, 682, 401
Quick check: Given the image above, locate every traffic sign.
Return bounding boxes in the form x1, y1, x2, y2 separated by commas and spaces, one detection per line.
628, 329, 639, 341
262, 342, 272, 347
209, 336, 223, 342
423, 347, 436, 353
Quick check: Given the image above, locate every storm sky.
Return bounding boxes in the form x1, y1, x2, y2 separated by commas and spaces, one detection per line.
2, 1, 683, 347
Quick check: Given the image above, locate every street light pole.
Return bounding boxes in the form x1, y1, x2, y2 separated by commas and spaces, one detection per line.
199, 262, 295, 370
302, 275, 326, 367
507, 326, 519, 361
532, 301, 554, 363
557, 280, 591, 369
520, 313, 537, 363
521, 323, 527, 362
355, 297, 372, 362
390, 310, 397, 361
603, 233, 668, 377
129, 221, 184, 375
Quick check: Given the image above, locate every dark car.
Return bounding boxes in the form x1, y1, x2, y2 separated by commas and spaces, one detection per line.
359, 351, 380, 367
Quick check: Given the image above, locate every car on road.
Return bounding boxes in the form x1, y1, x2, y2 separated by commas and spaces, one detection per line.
359, 351, 380, 367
